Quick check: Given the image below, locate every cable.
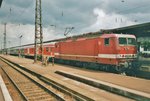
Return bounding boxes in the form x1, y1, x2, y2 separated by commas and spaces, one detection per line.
117, 4, 150, 14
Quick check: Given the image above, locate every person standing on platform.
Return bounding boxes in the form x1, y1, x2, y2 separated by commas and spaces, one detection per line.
44, 56, 48, 66
52, 57, 54, 66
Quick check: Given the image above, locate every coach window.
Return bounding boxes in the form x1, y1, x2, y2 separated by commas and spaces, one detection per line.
104, 38, 109, 46
55, 44, 57, 48
46, 47, 49, 52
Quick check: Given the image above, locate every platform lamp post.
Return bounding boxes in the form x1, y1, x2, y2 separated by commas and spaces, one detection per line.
3, 23, 7, 55
19, 35, 23, 57
0, 40, 2, 54
7, 41, 11, 55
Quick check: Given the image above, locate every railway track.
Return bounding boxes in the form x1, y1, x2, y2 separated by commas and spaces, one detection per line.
0, 61, 64, 101
0, 57, 87, 101
0, 55, 149, 101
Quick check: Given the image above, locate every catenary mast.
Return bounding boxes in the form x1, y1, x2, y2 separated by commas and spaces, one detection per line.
34, 0, 43, 63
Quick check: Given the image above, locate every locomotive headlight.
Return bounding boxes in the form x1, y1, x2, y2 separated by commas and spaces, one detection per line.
116, 54, 122, 58
124, 62, 129, 68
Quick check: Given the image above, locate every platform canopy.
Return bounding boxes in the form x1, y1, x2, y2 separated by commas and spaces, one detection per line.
101, 22, 150, 38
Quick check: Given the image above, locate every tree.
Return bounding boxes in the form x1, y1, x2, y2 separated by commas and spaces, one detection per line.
141, 41, 150, 51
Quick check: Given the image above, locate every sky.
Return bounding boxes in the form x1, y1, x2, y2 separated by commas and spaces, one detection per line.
0, 0, 150, 48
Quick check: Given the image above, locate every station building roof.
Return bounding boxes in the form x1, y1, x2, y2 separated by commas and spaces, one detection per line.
101, 22, 150, 38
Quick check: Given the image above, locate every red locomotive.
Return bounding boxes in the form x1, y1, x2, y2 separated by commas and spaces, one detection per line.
54, 33, 137, 72
10, 33, 138, 73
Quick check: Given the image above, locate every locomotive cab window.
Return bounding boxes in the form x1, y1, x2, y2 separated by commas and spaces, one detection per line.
128, 38, 136, 45
119, 38, 127, 45
119, 37, 136, 45
104, 38, 109, 45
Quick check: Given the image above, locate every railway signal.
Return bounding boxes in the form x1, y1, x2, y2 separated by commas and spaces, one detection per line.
19, 35, 23, 57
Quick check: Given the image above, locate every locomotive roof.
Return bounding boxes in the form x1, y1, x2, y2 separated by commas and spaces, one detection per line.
61, 33, 136, 43
101, 33, 136, 38
43, 44, 55, 47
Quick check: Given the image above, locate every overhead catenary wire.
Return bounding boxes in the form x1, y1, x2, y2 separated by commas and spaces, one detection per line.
114, 3, 150, 23
117, 4, 150, 14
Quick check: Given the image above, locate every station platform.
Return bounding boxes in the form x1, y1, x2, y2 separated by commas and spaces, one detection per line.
0, 55, 150, 100
0, 75, 12, 101
0, 86, 5, 101
139, 57, 150, 72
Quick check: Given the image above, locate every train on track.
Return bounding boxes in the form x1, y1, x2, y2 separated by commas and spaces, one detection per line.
9, 33, 139, 73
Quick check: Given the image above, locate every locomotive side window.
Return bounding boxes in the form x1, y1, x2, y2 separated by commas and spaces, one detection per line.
104, 38, 109, 45
119, 38, 127, 45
